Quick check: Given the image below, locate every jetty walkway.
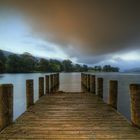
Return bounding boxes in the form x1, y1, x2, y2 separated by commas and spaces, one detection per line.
0, 73, 140, 139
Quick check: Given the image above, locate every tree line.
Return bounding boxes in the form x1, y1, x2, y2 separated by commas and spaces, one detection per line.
0, 50, 119, 73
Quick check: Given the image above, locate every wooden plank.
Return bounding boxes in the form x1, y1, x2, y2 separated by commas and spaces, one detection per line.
0, 92, 140, 139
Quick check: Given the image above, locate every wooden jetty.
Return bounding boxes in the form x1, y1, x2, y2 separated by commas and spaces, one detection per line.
0, 73, 140, 139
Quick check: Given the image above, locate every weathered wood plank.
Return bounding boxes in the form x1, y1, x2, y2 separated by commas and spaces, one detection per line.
0, 92, 140, 139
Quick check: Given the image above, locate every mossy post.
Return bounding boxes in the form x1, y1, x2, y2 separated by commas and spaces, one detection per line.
109, 80, 118, 109
130, 84, 140, 128
26, 80, 34, 109
0, 84, 13, 131
90, 75, 96, 94
45, 75, 50, 94
97, 78, 103, 98
39, 77, 44, 98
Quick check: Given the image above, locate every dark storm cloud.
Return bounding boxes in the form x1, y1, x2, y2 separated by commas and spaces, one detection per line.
2, 0, 140, 65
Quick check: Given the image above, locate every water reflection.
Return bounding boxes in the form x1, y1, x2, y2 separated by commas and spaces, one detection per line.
59, 73, 81, 92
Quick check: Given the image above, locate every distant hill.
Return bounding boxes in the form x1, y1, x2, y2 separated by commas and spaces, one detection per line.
1, 50, 15, 57
1, 50, 41, 60
125, 67, 140, 73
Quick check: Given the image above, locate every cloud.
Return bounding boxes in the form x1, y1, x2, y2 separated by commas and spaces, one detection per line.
1, 0, 140, 70
2, 1, 140, 52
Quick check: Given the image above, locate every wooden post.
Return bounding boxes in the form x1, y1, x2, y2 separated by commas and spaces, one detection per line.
58, 73, 60, 88
55, 74, 57, 90
90, 75, 96, 94
39, 77, 44, 98
45, 75, 49, 94
53, 74, 56, 92
56, 73, 59, 90
130, 84, 140, 128
57, 73, 59, 87
53, 74, 55, 91
87, 74, 90, 92
81, 73, 83, 87
50, 74, 54, 93
81, 73, 85, 91
85, 74, 88, 90
84, 74, 87, 89
97, 78, 103, 98
109, 80, 118, 109
0, 84, 13, 131
26, 80, 34, 109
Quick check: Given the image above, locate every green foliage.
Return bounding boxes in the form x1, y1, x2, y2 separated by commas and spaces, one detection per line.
6, 54, 21, 73
20, 53, 36, 72
102, 65, 119, 72
62, 60, 73, 72
36, 58, 49, 72
0, 50, 120, 73
0, 50, 6, 73
90, 65, 119, 72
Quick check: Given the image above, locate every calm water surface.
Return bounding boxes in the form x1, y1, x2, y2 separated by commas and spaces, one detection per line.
0, 72, 140, 121
0, 73, 81, 120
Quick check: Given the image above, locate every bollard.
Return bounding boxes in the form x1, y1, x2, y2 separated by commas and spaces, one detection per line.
90, 75, 96, 94
45, 75, 50, 94
109, 80, 118, 109
39, 77, 44, 98
130, 84, 140, 128
26, 80, 34, 109
0, 84, 13, 131
97, 78, 103, 98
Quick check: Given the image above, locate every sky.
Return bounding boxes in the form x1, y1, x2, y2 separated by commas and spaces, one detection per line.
1, 0, 140, 71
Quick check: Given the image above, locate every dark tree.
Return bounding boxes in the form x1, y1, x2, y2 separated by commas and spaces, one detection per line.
82, 65, 88, 72
37, 58, 49, 72
6, 54, 21, 73
62, 60, 73, 72
0, 50, 6, 73
20, 53, 36, 72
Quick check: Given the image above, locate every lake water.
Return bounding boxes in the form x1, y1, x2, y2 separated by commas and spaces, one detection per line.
0, 72, 140, 122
